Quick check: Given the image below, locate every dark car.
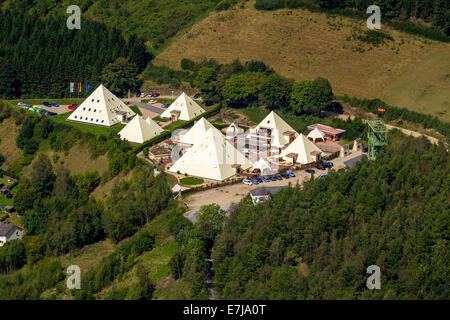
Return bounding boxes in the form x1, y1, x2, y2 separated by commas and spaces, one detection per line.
162, 103, 171, 108
324, 162, 334, 168
306, 169, 315, 174
281, 173, 290, 179
6, 194, 13, 199
275, 175, 283, 180
270, 176, 278, 181
51, 102, 59, 107
256, 177, 263, 183
43, 102, 50, 107
45, 111, 57, 116
263, 176, 271, 182
317, 165, 326, 170
193, 93, 201, 99
362, 147, 368, 153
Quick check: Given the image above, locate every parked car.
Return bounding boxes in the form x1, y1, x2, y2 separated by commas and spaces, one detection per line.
25, 105, 33, 109
68, 105, 76, 110
136, 93, 141, 98
275, 175, 283, 180
324, 162, 334, 168
43, 102, 50, 107
151, 93, 160, 97
51, 102, 59, 107
148, 100, 157, 104
162, 103, 171, 108
45, 111, 57, 116
270, 176, 278, 181
193, 93, 201, 99
262, 176, 271, 182
256, 177, 263, 183
17, 102, 27, 106
305, 169, 315, 174
316, 165, 326, 170
281, 173, 290, 179
287, 171, 296, 178
318, 173, 328, 179
6, 194, 13, 199
252, 179, 260, 185
243, 179, 253, 186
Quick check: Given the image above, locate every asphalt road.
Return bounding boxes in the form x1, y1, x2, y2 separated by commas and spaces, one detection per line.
126, 101, 164, 115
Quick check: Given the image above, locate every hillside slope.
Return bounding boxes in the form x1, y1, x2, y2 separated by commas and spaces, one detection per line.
155, 2, 450, 121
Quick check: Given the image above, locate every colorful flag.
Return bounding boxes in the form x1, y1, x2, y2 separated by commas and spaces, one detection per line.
70, 82, 74, 93
78, 82, 82, 93
86, 81, 90, 92
378, 107, 386, 112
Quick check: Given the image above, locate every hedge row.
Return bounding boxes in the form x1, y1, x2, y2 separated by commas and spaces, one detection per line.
0, 169, 20, 180
133, 104, 222, 154
339, 95, 450, 140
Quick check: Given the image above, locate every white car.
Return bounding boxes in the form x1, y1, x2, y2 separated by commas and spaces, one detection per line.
243, 179, 253, 186
148, 100, 157, 104
140, 93, 147, 98
17, 102, 27, 106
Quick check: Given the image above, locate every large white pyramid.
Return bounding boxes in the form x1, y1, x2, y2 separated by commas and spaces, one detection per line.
67, 84, 136, 127
160, 92, 206, 121
119, 116, 164, 144
169, 128, 253, 181
179, 117, 223, 146
281, 133, 322, 164
252, 111, 298, 148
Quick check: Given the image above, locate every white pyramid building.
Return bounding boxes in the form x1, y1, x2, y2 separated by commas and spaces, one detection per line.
160, 92, 206, 121
119, 116, 164, 144
67, 84, 136, 127
251, 111, 298, 148
179, 117, 223, 146
281, 133, 322, 164
169, 128, 253, 181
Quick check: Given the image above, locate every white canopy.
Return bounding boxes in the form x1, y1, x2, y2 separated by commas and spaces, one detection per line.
172, 184, 183, 193
160, 92, 206, 121
226, 123, 244, 138
67, 84, 136, 127
252, 158, 274, 176
307, 127, 326, 142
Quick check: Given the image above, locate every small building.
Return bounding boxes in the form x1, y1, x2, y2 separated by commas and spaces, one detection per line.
0, 222, 23, 247
249, 187, 283, 204
307, 124, 346, 142
307, 127, 326, 143
4, 206, 15, 214
353, 138, 363, 152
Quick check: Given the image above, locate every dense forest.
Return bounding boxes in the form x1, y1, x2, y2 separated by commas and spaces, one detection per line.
0, 9, 150, 98
211, 131, 449, 299
255, 0, 450, 37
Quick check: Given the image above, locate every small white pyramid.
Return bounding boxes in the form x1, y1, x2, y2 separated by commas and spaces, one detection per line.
169, 128, 253, 181
160, 92, 206, 121
119, 116, 164, 144
67, 84, 136, 127
281, 133, 322, 164
179, 117, 223, 146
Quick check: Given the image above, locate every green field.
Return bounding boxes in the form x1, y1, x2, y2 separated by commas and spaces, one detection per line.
51, 112, 125, 136
179, 177, 204, 185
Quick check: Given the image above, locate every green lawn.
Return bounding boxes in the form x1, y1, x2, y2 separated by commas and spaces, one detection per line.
153, 116, 170, 122
164, 120, 188, 131
51, 112, 125, 136
179, 177, 204, 185
130, 106, 142, 116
